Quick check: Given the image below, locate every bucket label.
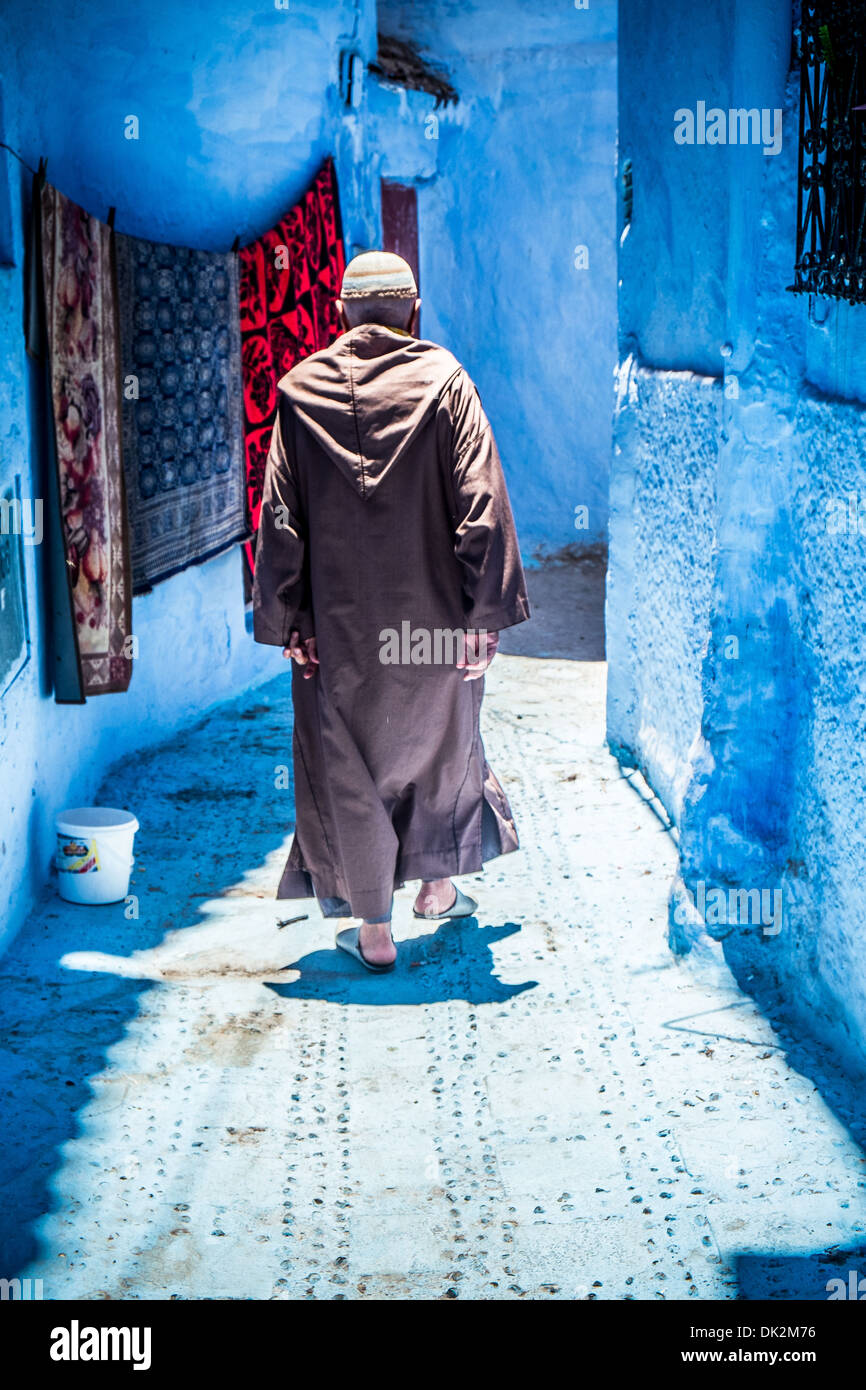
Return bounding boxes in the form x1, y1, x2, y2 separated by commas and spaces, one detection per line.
57, 835, 100, 874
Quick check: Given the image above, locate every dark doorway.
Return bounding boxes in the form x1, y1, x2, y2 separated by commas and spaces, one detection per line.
381, 179, 419, 332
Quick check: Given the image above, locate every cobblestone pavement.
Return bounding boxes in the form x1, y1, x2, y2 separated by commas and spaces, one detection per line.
1, 565, 865, 1300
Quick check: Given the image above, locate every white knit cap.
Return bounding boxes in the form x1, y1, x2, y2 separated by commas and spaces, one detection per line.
341, 250, 418, 300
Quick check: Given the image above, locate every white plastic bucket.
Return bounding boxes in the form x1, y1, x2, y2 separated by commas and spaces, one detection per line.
55, 807, 139, 905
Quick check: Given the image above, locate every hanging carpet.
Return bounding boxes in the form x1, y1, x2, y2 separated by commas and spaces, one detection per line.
35, 179, 132, 699
115, 233, 248, 593
238, 156, 345, 574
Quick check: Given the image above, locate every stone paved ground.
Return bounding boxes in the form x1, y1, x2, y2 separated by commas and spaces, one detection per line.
1, 563, 865, 1300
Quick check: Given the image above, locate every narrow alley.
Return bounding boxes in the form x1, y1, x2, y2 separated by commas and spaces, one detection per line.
2, 566, 863, 1301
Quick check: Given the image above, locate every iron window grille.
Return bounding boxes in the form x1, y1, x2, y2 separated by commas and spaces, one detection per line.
790, 0, 866, 304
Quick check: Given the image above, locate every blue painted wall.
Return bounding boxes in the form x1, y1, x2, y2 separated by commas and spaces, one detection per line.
609, 0, 866, 1074
379, 0, 618, 558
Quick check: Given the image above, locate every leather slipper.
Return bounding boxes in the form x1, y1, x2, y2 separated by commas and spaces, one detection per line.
413, 884, 478, 921
335, 925, 396, 973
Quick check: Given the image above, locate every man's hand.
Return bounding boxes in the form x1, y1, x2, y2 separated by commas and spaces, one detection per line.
283, 630, 319, 679
458, 629, 499, 681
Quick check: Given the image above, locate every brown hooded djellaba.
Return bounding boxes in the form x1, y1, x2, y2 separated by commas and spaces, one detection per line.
252, 323, 530, 922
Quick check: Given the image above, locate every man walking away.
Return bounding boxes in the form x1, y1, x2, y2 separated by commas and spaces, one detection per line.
253, 251, 529, 971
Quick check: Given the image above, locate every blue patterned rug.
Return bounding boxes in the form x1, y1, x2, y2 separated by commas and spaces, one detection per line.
115, 236, 248, 593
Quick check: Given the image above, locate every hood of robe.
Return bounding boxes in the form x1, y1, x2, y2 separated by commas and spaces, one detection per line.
279, 324, 463, 500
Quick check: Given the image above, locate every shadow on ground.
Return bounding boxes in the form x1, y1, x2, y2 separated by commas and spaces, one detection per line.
498, 556, 606, 661
726, 972, 866, 1299
0, 681, 299, 1274
269, 919, 536, 1006
735, 1242, 866, 1301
